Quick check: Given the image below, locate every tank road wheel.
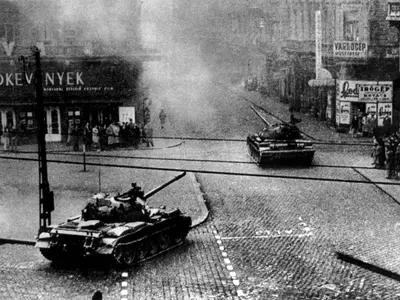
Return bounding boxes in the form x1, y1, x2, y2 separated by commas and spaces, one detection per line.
158, 233, 170, 251
113, 245, 125, 266
136, 243, 148, 262
147, 238, 158, 256
123, 247, 137, 267
172, 231, 187, 245
40, 249, 63, 262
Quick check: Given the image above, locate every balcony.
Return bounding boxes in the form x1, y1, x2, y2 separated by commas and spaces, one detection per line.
387, 1, 400, 23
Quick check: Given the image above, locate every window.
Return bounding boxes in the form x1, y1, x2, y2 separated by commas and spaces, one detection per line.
0, 24, 15, 43
6, 110, 13, 127
51, 110, 59, 134
343, 7, 362, 41
32, 23, 55, 44
19, 110, 35, 131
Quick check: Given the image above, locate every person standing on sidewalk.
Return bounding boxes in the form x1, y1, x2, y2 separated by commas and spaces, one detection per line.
386, 140, 396, 179
92, 125, 99, 151
350, 115, 359, 137
143, 123, 154, 147
2, 123, 11, 151
9, 125, 18, 152
159, 108, 167, 129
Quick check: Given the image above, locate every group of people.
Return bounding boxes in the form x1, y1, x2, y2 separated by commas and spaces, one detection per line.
67, 119, 154, 151
372, 133, 400, 179
1, 121, 26, 152
350, 111, 378, 138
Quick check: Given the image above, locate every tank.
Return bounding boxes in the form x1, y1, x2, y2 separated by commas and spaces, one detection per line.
247, 106, 315, 165
35, 172, 192, 267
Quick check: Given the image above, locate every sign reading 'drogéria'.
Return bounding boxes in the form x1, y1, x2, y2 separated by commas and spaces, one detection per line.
333, 41, 368, 58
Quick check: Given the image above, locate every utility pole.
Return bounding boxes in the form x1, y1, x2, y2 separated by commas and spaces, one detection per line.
32, 47, 54, 233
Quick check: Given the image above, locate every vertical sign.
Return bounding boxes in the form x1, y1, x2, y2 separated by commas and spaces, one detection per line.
315, 11, 322, 79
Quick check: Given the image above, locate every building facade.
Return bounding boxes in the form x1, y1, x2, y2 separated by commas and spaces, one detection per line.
173, 0, 400, 131
0, 0, 149, 142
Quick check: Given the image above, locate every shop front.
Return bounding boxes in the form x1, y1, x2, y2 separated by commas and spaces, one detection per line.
0, 56, 141, 143
336, 80, 393, 130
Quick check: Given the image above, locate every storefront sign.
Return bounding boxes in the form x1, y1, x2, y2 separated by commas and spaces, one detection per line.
0, 58, 139, 100
337, 80, 393, 102
333, 41, 368, 58
359, 84, 392, 102
339, 102, 351, 124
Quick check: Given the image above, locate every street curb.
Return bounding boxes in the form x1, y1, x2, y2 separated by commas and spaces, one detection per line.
188, 172, 210, 229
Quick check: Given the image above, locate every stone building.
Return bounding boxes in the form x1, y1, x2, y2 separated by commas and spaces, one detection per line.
0, 0, 153, 142
173, 0, 400, 130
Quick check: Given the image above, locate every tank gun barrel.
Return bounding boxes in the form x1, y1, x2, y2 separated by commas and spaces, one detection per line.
143, 172, 186, 201
251, 105, 271, 127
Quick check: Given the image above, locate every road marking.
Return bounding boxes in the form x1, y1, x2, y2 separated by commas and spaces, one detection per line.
221, 232, 313, 240
120, 272, 129, 300
212, 225, 244, 298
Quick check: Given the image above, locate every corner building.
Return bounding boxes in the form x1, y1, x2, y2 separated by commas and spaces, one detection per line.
0, 0, 150, 142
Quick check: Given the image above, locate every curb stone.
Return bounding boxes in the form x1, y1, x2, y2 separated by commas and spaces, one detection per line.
188, 172, 209, 228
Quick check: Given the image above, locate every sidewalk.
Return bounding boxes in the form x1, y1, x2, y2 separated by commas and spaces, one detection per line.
14, 137, 184, 153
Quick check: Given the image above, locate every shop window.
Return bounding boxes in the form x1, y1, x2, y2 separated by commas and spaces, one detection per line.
51, 110, 59, 134
68, 108, 81, 128
19, 111, 35, 131
343, 7, 362, 41
6, 110, 13, 127
0, 24, 15, 43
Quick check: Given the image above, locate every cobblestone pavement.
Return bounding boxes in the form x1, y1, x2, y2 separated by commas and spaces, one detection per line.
197, 165, 400, 300
0, 224, 243, 300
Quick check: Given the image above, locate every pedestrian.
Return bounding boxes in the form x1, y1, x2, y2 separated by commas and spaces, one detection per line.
66, 123, 73, 146
72, 125, 80, 151
83, 122, 92, 151
159, 108, 167, 129
367, 113, 375, 138
99, 124, 107, 151
376, 137, 386, 168
362, 113, 368, 137
143, 123, 154, 147
382, 113, 392, 137
357, 110, 363, 135
10, 125, 18, 152
290, 113, 301, 125
92, 125, 99, 150
385, 141, 395, 179
127, 118, 135, 146
2, 123, 11, 151
106, 123, 114, 149
350, 115, 359, 137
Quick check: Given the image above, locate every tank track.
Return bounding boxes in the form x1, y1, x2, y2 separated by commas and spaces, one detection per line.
112, 224, 189, 267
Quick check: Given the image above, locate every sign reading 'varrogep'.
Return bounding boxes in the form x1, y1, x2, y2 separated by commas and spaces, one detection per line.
333, 41, 368, 58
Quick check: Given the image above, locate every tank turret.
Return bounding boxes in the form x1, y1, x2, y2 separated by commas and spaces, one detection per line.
35, 172, 192, 267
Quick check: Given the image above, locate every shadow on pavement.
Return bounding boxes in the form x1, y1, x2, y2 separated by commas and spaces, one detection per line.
336, 251, 400, 282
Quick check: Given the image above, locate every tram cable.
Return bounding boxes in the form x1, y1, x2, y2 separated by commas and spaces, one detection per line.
5, 149, 377, 171
1, 154, 400, 187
